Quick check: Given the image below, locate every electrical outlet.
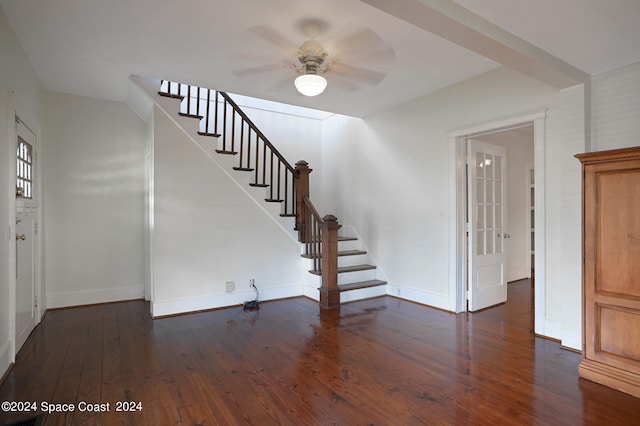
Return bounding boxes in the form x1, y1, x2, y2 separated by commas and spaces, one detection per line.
225, 281, 235, 293
249, 278, 255, 287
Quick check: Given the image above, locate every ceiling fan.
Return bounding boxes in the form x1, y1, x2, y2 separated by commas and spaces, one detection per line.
232, 20, 395, 97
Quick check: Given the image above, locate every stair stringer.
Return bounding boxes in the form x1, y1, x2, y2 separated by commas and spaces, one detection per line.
131, 75, 300, 244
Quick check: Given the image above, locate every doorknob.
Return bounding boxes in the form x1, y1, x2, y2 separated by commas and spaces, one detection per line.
16, 234, 26, 241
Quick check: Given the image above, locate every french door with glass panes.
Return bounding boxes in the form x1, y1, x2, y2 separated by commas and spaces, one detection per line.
467, 139, 507, 311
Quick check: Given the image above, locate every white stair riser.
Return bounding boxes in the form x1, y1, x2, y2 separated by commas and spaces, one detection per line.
340, 285, 387, 303
337, 239, 361, 251
338, 269, 377, 285
338, 254, 369, 267
302, 255, 368, 269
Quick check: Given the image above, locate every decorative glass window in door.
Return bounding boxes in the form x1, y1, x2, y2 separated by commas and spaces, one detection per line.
475, 151, 503, 256
17, 136, 33, 199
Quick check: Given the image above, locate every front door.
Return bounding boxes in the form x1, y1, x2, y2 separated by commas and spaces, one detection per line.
467, 139, 507, 311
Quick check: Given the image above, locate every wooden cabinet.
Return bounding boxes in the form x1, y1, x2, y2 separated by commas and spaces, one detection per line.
576, 146, 640, 398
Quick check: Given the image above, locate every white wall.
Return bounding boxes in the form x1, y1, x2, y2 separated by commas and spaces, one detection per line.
548, 85, 586, 349
321, 67, 591, 349
475, 128, 534, 282
591, 62, 640, 151
0, 5, 45, 375
43, 93, 147, 308
144, 112, 154, 301
323, 67, 563, 309
151, 106, 305, 316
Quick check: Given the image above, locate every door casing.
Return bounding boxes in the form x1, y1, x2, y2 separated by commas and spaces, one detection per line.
448, 110, 546, 334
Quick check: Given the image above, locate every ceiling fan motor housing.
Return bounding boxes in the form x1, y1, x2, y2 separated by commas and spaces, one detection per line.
297, 40, 328, 74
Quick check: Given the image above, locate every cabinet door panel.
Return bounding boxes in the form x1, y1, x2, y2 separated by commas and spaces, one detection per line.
597, 304, 640, 368
597, 169, 640, 298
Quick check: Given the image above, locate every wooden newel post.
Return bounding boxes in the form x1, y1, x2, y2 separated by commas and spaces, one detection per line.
320, 214, 342, 309
295, 160, 311, 242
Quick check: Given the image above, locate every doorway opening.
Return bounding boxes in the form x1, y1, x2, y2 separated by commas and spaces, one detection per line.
449, 110, 546, 334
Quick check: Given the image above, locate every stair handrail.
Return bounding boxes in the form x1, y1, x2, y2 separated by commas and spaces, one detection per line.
217, 91, 295, 174
159, 80, 298, 216
302, 196, 323, 274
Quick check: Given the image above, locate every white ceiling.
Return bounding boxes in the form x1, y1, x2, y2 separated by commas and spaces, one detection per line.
1, 0, 639, 117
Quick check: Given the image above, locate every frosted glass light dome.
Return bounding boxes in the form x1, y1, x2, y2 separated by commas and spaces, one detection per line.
294, 74, 327, 97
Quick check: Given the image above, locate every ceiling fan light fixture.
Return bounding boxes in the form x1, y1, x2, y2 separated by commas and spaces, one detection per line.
294, 73, 327, 97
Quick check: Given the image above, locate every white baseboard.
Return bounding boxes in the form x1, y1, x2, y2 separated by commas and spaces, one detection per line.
303, 283, 320, 301
151, 284, 303, 318
47, 285, 145, 309
386, 283, 451, 311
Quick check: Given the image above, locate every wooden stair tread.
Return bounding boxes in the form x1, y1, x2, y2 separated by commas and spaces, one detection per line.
178, 112, 203, 119
197, 132, 221, 137
339, 280, 387, 292
249, 183, 269, 188
215, 150, 237, 155
265, 198, 284, 203
308, 236, 358, 243
338, 264, 377, 273
309, 264, 377, 276
233, 167, 254, 172
301, 249, 367, 259
158, 92, 184, 100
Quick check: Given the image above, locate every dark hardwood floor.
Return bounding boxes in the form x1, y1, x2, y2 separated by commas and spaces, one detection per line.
1, 280, 639, 425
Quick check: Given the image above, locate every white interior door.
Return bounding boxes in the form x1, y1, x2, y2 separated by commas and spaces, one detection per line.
468, 139, 507, 311
15, 117, 39, 353
15, 213, 36, 351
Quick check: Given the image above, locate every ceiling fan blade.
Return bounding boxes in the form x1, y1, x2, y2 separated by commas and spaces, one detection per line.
329, 28, 386, 57
327, 45, 395, 73
349, 45, 396, 65
232, 63, 288, 78
325, 73, 361, 93
329, 63, 387, 85
247, 26, 296, 55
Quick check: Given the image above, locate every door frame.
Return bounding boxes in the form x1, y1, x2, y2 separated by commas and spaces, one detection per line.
448, 110, 546, 330
7, 92, 43, 361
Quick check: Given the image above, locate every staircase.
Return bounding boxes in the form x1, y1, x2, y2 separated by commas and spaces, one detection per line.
155, 80, 386, 308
